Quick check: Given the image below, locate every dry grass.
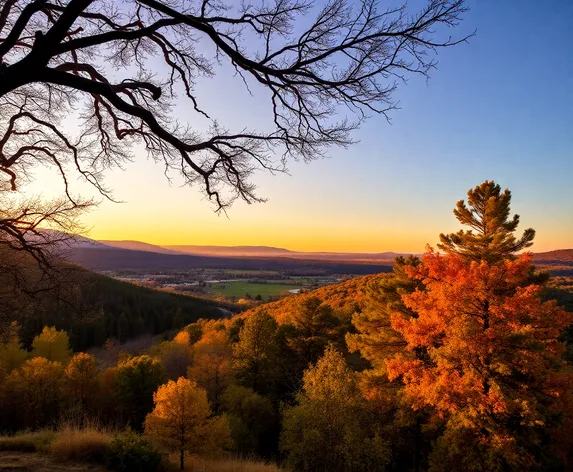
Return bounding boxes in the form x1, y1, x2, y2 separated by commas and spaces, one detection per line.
0, 429, 279, 472
173, 454, 281, 472
0, 430, 56, 452
0, 422, 111, 464
48, 424, 111, 463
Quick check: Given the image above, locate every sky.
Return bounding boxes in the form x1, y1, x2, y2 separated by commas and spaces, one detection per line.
27, 0, 573, 253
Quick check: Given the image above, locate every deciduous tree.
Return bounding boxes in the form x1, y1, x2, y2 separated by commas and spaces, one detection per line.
387, 251, 573, 470
0, 321, 27, 373
233, 310, 280, 394
7, 356, 65, 428
221, 385, 277, 457
65, 352, 100, 411
31, 325, 71, 362
187, 329, 232, 413
281, 346, 390, 472
115, 355, 167, 430
144, 377, 231, 470
284, 297, 348, 367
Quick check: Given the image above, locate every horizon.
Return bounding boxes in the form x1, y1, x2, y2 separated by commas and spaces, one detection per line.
93, 236, 571, 255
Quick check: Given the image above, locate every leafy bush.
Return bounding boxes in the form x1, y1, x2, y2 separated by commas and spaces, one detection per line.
106, 429, 162, 472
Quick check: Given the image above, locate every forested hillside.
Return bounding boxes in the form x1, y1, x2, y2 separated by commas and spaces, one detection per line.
7, 264, 233, 352
2, 182, 573, 472
238, 273, 387, 324
534, 250, 573, 276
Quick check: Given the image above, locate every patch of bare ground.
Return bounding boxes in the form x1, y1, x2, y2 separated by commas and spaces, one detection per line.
0, 452, 108, 472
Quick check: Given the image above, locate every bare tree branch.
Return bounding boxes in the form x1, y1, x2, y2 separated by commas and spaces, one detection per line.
0, 0, 470, 213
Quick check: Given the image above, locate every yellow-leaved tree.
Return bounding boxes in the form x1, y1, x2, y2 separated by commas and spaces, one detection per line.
281, 346, 390, 472
31, 326, 71, 363
0, 322, 27, 375
144, 377, 231, 470
6, 357, 64, 428
187, 329, 233, 413
65, 353, 100, 411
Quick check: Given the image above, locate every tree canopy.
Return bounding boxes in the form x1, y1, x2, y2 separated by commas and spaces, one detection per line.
438, 180, 535, 263
144, 377, 231, 470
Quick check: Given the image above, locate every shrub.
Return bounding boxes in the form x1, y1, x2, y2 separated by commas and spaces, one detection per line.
106, 429, 163, 472
49, 425, 110, 462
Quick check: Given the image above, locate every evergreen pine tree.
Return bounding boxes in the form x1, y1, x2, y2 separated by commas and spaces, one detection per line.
438, 180, 535, 263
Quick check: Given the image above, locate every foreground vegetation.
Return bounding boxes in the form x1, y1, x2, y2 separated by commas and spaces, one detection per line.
1, 181, 573, 471
0, 425, 278, 471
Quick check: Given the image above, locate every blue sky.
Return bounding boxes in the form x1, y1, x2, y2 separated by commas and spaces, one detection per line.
35, 0, 573, 252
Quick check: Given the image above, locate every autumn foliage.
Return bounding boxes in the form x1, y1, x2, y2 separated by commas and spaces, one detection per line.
0, 181, 572, 471
385, 250, 573, 466
144, 377, 231, 470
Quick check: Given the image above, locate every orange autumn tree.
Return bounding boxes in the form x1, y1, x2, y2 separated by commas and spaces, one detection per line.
386, 250, 573, 469
351, 181, 573, 470
187, 329, 233, 413
385, 181, 573, 470
347, 256, 428, 471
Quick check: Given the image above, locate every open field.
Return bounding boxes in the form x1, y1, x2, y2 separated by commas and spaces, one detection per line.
206, 281, 301, 300
208, 269, 281, 276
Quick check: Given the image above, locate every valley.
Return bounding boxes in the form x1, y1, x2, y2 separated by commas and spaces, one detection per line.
107, 267, 346, 302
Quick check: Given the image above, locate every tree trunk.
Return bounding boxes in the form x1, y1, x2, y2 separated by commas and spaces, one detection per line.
414, 415, 421, 472
180, 449, 184, 470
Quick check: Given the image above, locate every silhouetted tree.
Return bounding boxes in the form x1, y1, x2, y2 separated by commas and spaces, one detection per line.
0, 0, 469, 261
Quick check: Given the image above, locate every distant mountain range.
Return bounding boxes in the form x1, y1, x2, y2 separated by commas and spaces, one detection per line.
99, 240, 184, 255
53, 237, 395, 274
100, 240, 409, 261
40, 234, 573, 275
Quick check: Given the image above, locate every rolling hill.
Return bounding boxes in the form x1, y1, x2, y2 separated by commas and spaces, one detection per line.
164, 245, 296, 257
7, 260, 234, 351
534, 249, 573, 265
99, 240, 184, 255
162, 244, 406, 260
42, 232, 573, 276
238, 273, 388, 324
534, 249, 573, 275
65, 246, 395, 275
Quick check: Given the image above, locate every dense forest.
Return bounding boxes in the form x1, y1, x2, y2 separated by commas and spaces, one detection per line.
1, 181, 573, 471
0, 262, 232, 352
